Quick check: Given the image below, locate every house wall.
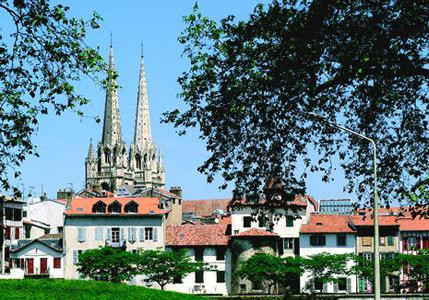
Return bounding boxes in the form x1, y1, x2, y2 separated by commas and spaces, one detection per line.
299, 233, 357, 293
164, 247, 231, 295
64, 216, 164, 279
10, 242, 63, 278
25, 200, 66, 236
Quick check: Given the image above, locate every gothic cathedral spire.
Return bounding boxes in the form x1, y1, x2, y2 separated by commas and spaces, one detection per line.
133, 45, 152, 148
101, 45, 123, 146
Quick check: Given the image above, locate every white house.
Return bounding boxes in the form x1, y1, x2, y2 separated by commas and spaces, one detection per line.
9, 234, 64, 278
24, 199, 66, 239
165, 224, 231, 295
299, 214, 357, 293
63, 196, 168, 280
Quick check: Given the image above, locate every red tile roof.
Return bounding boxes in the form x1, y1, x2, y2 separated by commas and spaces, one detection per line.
352, 215, 399, 226
398, 218, 429, 231
166, 224, 229, 246
65, 197, 167, 216
300, 214, 355, 233
231, 228, 279, 238
230, 195, 318, 210
183, 199, 230, 217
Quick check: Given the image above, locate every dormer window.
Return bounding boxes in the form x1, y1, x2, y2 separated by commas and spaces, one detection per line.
108, 201, 122, 214
92, 200, 107, 214
124, 201, 138, 214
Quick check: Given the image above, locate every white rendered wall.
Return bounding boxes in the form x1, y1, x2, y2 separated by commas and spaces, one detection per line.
299, 233, 357, 293
25, 200, 66, 235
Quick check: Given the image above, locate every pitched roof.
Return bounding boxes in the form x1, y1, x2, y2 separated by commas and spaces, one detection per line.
183, 199, 230, 217
352, 215, 399, 226
10, 237, 63, 253
398, 218, 429, 231
65, 197, 167, 216
300, 214, 355, 233
231, 228, 279, 238
166, 224, 229, 246
230, 195, 318, 210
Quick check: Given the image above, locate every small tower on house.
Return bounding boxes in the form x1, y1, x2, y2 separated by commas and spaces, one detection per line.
131, 47, 165, 189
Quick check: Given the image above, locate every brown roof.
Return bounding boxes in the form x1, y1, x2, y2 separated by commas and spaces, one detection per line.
300, 214, 355, 233
231, 228, 279, 238
230, 195, 318, 210
166, 224, 229, 246
183, 199, 230, 217
65, 197, 167, 216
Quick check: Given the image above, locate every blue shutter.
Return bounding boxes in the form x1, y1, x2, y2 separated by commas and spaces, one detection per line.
153, 227, 158, 242
322, 283, 328, 293
139, 228, 145, 242
107, 228, 111, 241
73, 250, 78, 264
347, 277, 352, 293
132, 227, 136, 243
120, 228, 125, 242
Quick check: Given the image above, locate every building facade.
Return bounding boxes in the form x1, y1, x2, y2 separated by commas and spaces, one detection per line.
85, 46, 165, 192
63, 197, 168, 279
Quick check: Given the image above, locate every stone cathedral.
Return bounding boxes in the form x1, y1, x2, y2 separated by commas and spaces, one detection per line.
85, 45, 165, 192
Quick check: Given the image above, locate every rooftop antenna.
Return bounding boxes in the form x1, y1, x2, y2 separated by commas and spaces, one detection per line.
110, 32, 113, 48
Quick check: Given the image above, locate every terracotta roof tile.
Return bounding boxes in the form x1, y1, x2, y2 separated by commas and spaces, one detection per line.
300, 214, 355, 233
230, 195, 318, 210
352, 215, 399, 226
231, 228, 279, 237
398, 218, 429, 231
183, 199, 230, 217
166, 224, 229, 246
65, 197, 167, 216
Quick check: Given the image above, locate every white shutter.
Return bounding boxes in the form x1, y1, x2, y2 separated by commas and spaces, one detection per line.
132, 227, 136, 243
153, 227, 158, 242
82, 228, 86, 242
73, 250, 78, 264
107, 228, 112, 241
120, 228, 125, 242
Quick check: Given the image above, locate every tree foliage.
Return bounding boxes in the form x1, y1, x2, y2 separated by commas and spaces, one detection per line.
76, 247, 137, 283
136, 249, 205, 290
164, 1, 429, 205
0, 0, 105, 193
303, 252, 350, 291
399, 249, 429, 292
235, 252, 303, 294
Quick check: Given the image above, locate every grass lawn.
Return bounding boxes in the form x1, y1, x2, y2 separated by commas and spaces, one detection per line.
0, 279, 202, 300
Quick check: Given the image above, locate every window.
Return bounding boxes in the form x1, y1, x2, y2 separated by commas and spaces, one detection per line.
124, 201, 138, 213
53, 258, 61, 269
13, 209, 22, 221
258, 216, 266, 228
362, 236, 373, 247
408, 237, 417, 249
5, 227, 10, 240
5, 208, 13, 221
92, 201, 106, 214
216, 248, 226, 260
57, 226, 63, 234
77, 227, 86, 242
363, 252, 372, 261
243, 216, 252, 228
111, 228, 120, 243
338, 277, 347, 291
284, 238, 294, 250
145, 227, 153, 240
195, 248, 204, 261
108, 201, 121, 214
380, 236, 386, 246
337, 235, 347, 246
25, 226, 31, 239
310, 235, 326, 246
173, 276, 182, 284
128, 227, 136, 243
216, 271, 225, 283
234, 230, 239, 235
95, 227, 104, 241
195, 271, 204, 283
286, 216, 294, 227
387, 236, 394, 246
314, 279, 324, 291
15, 227, 20, 240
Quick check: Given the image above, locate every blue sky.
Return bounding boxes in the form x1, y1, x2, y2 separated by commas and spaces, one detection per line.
12, 1, 353, 201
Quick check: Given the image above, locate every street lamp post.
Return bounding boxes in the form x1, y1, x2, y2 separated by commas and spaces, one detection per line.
308, 113, 380, 300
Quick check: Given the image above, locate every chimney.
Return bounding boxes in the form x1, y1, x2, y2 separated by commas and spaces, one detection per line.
169, 186, 182, 198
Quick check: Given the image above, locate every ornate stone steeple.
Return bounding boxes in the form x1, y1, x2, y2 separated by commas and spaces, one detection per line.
86, 138, 95, 161
101, 45, 123, 146
134, 46, 153, 148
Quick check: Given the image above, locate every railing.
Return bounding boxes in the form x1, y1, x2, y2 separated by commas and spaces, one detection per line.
105, 240, 126, 248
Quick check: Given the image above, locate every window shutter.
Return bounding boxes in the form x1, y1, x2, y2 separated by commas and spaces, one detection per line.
153, 227, 158, 242
78, 228, 86, 242
139, 228, 145, 241
387, 236, 394, 246
128, 227, 132, 242
322, 283, 328, 293
333, 282, 338, 293
416, 237, 421, 249
403, 238, 408, 251
120, 228, 125, 242
347, 278, 352, 293
73, 250, 78, 264
95, 227, 103, 241
81, 228, 86, 242
132, 227, 136, 242
107, 228, 112, 241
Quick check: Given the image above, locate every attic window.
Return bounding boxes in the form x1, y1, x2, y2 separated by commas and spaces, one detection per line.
92, 201, 107, 214
108, 201, 122, 214
77, 208, 83, 212
124, 201, 138, 213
